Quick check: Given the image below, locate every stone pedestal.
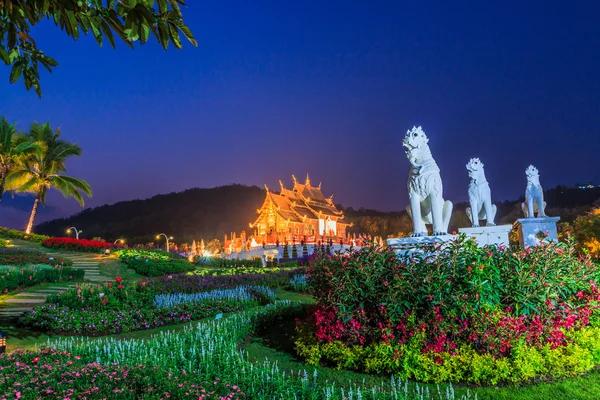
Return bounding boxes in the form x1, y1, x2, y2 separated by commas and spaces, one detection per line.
458, 225, 512, 247
514, 217, 560, 248
387, 235, 457, 257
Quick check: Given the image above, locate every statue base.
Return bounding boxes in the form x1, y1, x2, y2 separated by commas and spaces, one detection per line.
387, 235, 457, 256
514, 217, 560, 248
458, 225, 512, 247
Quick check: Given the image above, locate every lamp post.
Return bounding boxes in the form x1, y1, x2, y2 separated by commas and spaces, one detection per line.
156, 233, 173, 252
114, 239, 125, 245
66, 227, 82, 239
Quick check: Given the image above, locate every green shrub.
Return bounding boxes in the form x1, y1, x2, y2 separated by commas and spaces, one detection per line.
0, 226, 49, 242
295, 324, 600, 384
0, 238, 8, 248
120, 257, 195, 276
194, 257, 262, 268
0, 264, 84, 293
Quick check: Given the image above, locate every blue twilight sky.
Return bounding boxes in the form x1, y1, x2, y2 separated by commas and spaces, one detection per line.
1, 0, 599, 226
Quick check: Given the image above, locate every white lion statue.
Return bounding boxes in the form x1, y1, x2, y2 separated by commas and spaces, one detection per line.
521, 165, 546, 218
403, 126, 453, 236
465, 158, 496, 227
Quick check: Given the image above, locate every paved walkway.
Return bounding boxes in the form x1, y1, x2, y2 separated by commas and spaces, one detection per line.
0, 250, 113, 319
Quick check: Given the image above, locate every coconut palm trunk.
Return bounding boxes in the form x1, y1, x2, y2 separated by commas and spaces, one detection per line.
25, 192, 41, 234
0, 172, 6, 201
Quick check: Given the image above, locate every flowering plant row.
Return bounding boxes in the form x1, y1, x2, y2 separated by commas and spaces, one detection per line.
0, 248, 72, 267
300, 235, 600, 383
0, 349, 245, 399
42, 237, 125, 252
0, 265, 84, 293
19, 276, 277, 335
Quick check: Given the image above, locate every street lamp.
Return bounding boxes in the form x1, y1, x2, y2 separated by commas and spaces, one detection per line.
0, 331, 6, 354
66, 227, 82, 239
156, 233, 173, 252
114, 239, 125, 245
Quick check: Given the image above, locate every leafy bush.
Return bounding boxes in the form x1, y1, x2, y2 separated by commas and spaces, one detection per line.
42, 237, 125, 252
0, 264, 84, 293
0, 349, 245, 399
0, 248, 72, 267
194, 257, 262, 268
121, 257, 196, 276
0, 238, 7, 248
0, 226, 49, 242
116, 248, 193, 276
300, 235, 600, 383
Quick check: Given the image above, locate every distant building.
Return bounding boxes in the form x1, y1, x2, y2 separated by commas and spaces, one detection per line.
250, 174, 350, 244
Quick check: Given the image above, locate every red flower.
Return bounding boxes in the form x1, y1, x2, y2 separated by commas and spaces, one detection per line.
467, 267, 472, 272
32, 357, 40, 364
115, 276, 123, 284
107, 283, 113, 288
118, 284, 123, 289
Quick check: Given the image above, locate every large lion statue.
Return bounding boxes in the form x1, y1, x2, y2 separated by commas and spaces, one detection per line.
521, 165, 546, 218
403, 126, 453, 236
465, 158, 496, 227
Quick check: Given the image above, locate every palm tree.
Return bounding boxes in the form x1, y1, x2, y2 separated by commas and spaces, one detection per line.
6, 122, 92, 234
0, 117, 40, 201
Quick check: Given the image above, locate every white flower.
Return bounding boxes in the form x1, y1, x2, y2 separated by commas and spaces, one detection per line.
99, 293, 105, 298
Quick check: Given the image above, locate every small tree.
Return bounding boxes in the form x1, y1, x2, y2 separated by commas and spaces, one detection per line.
292, 243, 298, 258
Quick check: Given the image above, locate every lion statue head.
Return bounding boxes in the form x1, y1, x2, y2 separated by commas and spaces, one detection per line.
403, 126, 429, 151
466, 158, 484, 179
525, 165, 539, 180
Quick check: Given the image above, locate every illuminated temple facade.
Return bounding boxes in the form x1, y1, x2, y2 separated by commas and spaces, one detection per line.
249, 175, 350, 245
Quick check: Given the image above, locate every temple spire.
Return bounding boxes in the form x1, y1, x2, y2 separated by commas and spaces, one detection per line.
279, 180, 285, 192
292, 174, 298, 187
264, 184, 269, 192
305, 173, 311, 186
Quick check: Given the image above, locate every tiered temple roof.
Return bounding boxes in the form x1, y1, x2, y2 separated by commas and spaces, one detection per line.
250, 174, 346, 228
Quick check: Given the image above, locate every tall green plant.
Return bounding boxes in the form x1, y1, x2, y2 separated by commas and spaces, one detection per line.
6, 122, 92, 233
0, 116, 39, 201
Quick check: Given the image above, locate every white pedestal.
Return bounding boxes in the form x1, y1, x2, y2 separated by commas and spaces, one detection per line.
458, 225, 512, 247
514, 217, 560, 248
387, 235, 457, 257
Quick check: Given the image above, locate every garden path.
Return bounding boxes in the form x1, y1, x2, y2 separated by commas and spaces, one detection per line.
0, 248, 113, 319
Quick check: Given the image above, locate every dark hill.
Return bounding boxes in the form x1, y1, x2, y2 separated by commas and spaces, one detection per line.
35, 185, 266, 244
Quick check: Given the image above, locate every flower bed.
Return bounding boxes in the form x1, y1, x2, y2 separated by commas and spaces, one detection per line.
0, 248, 72, 267
0, 349, 245, 399
296, 235, 600, 384
0, 265, 84, 293
41, 237, 125, 252
0, 226, 49, 243
18, 276, 275, 335
145, 269, 299, 294
40, 302, 461, 400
